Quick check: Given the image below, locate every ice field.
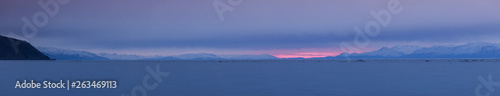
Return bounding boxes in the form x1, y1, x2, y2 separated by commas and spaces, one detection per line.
1, 59, 499, 96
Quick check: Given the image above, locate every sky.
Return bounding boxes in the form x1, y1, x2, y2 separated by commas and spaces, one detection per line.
1, 0, 500, 58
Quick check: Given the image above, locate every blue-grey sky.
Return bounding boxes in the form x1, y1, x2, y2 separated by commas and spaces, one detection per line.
1, 0, 500, 58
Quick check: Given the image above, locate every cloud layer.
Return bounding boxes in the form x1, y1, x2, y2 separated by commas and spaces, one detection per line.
1, 0, 499, 56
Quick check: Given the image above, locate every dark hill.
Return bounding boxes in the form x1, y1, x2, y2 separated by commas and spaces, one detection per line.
0, 35, 51, 60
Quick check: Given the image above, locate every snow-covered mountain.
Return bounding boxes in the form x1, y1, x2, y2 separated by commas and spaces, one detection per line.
39, 42, 500, 60
36, 47, 109, 60
142, 53, 223, 60
36, 47, 279, 60
333, 42, 500, 58
402, 43, 500, 58
97, 53, 156, 60
218, 54, 278, 60
173, 53, 222, 60
336, 45, 422, 58
143, 53, 278, 60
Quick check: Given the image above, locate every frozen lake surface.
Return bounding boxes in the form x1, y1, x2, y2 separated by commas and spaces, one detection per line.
1, 59, 500, 96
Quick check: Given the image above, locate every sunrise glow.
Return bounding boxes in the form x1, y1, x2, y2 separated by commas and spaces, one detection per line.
272, 52, 343, 58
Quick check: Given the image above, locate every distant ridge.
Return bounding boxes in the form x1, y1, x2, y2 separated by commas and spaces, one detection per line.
0, 35, 51, 60
36, 47, 109, 60
37, 47, 279, 60
36, 42, 500, 60
139, 53, 279, 60
326, 42, 500, 59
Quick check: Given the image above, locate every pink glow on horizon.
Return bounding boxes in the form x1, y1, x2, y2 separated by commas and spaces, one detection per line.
272, 52, 343, 58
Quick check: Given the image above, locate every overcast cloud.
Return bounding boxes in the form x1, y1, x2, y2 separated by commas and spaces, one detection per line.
1, 0, 499, 56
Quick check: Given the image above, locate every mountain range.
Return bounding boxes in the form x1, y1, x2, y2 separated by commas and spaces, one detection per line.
36, 47, 279, 60
327, 42, 500, 59
36, 47, 109, 60
35, 42, 500, 60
